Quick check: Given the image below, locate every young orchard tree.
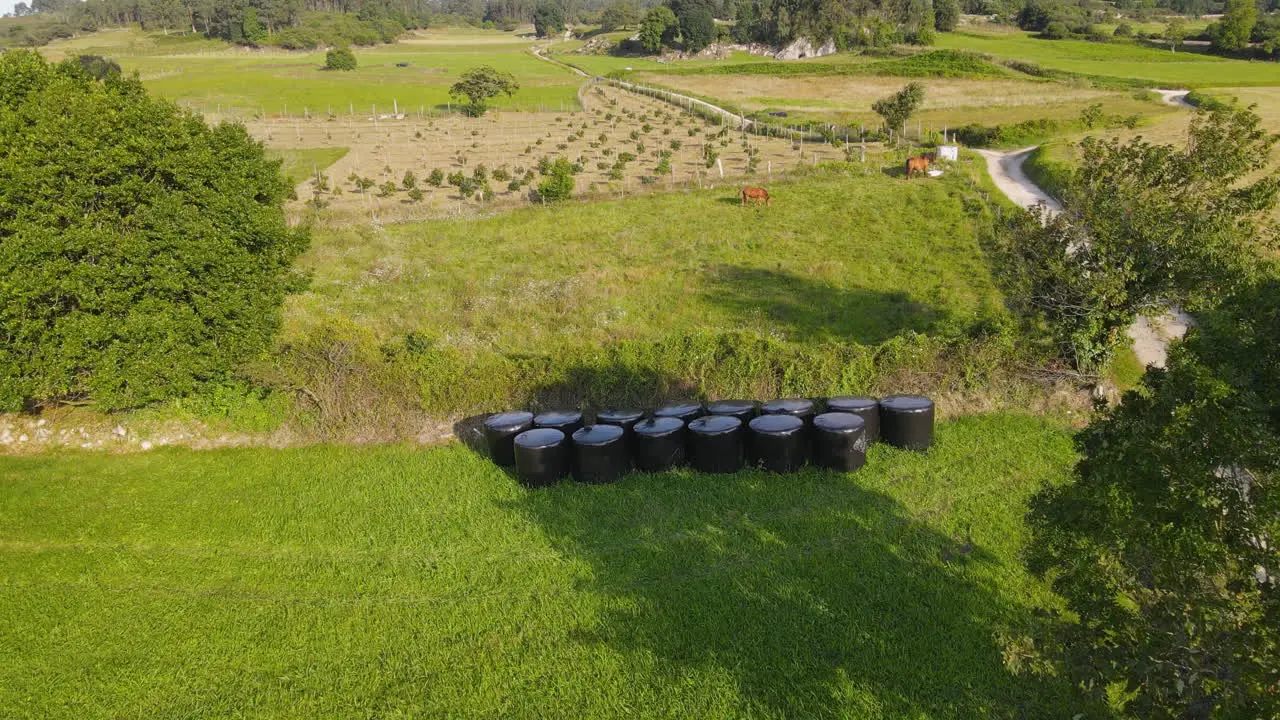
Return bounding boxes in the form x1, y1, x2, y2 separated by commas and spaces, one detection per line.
449, 65, 520, 117
871, 82, 925, 136
0, 51, 308, 410
1164, 17, 1188, 52
992, 104, 1278, 370
537, 158, 575, 202
1026, 279, 1280, 719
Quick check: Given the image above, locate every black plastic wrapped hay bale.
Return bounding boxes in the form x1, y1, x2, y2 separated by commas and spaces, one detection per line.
748, 414, 807, 473
825, 396, 880, 444
653, 402, 705, 423
534, 410, 584, 438
633, 417, 686, 472
879, 395, 935, 451
687, 415, 744, 474
513, 428, 569, 487
482, 411, 535, 466
813, 412, 868, 471
761, 398, 816, 428
571, 424, 629, 484
705, 400, 759, 422
595, 408, 644, 435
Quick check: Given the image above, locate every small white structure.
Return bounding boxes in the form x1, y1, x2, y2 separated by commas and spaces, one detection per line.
936, 145, 960, 162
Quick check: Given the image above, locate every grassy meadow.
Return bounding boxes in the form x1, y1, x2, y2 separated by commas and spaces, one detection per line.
290, 162, 1005, 351
0, 413, 1095, 718
938, 30, 1280, 87
40, 27, 584, 116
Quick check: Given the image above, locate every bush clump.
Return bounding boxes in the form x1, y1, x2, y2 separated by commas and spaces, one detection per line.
325, 46, 358, 71
536, 158, 575, 202
0, 51, 309, 410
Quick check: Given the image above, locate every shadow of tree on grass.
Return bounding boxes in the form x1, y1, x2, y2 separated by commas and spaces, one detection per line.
507, 464, 1090, 718
700, 265, 951, 345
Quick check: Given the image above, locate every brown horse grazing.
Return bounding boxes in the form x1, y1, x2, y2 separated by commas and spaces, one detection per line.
905, 154, 932, 179
741, 186, 771, 206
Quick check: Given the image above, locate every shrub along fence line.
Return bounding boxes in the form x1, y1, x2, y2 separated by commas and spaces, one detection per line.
258, 319, 1044, 436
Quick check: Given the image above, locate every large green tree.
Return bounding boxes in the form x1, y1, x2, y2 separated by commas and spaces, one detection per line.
448, 65, 520, 116
992, 105, 1279, 370
638, 5, 677, 52
0, 51, 308, 410
532, 0, 565, 37
934, 0, 960, 32
677, 2, 716, 52
599, 0, 640, 31
1209, 0, 1257, 52
1026, 280, 1280, 718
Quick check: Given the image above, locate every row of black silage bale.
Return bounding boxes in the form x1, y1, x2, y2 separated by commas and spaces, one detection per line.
482, 396, 935, 488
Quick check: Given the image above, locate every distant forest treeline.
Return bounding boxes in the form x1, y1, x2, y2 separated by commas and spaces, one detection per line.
0, 0, 1244, 51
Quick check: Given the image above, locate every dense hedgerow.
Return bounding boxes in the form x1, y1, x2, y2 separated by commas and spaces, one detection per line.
0, 51, 308, 411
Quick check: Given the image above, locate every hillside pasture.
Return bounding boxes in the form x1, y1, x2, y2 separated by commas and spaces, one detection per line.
287, 160, 1005, 354
0, 414, 1095, 718
938, 30, 1280, 87
41, 27, 584, 116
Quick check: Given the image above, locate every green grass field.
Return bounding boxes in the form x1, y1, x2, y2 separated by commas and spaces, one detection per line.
290, 163, 1006, 352
0, 413, 1095, 718
41, 27, 584, 116
938, 30, 1280, 87
272, 147, 350, 184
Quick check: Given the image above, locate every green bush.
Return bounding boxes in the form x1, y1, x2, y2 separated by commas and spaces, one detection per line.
1185, 89, 1231, 111
1112, 22, 1134, 37
325, 46, 358, 71
537, 158, 575, 202
268, 321, 1025, 418
1041, 21, 1069, 39
0, 51, 308, 410
1021, 143, 1074, 202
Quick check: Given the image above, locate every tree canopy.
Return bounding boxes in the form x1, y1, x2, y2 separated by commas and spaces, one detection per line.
1026, 279, 1280, 718
730, 0, 940, 47
1209, 0, 1257, 52
449, 65, 520, 116
533, 0, 565, 37
598, 0, 640, 31
0, 51, 308, 411
871, 82, 925, 134
991, 105, 1278, 370
638, 5, 677, 52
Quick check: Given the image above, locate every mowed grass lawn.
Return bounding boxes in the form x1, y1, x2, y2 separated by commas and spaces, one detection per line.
938, 30, 1280, 87
291, 164, 1006, 352
0, 413, 1094, 718
40, 28, 583, 116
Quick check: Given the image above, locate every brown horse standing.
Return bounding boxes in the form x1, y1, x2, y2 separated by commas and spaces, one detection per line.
905, 155, 932, 179
741, 186, 771, 206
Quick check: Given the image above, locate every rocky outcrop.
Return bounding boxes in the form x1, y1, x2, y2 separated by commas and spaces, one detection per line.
773, 37, 837, 60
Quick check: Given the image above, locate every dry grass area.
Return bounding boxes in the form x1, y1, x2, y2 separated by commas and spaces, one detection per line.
632, 73, 1172, 129
255, 83, 874, 224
